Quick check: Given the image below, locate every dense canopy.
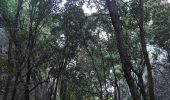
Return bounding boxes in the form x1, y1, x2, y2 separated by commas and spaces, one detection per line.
0, 0, 170, 100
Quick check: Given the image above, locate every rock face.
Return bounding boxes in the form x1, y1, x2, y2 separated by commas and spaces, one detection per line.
153, 52, 170, 100
154, 65, 170, 100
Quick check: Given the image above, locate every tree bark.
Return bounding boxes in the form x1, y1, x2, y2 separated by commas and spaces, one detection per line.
2, 76, 11, 100
3, 38, 12, 100
53, 77, 60, 100
167, 52, 170, 66
24, 72, 30, 100
106, 0, 140, 100
11, 72, 20, 100
10, 0, 23, 99
138, 0, 155, 100
113, 65, 121, 100
138, 73, 147, 100
49, 77, 56, 100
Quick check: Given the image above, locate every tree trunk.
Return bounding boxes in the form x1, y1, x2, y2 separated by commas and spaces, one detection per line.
49, 77, 56, 100
113, 66, 121, 100
10, 0, 23, 98
24, 70, 31, 100
2, 76, 11, 100
138, 73, 147, 100
53, 78, 60, 100
11, 72, 20, 100
167, 52, 170, 66
114, 86, 118, 100
24, 1, 35, 99
60, 79, 67, 100
138, 0, 155, 100
3, 38, 12, 100
106, 0, 140, 100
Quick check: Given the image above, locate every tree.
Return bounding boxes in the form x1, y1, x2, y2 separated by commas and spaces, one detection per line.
106, 0, 140, 99
138, 0, 155, 99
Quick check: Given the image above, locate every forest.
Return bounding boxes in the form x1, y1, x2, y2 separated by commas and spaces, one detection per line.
0, 0, 170, 100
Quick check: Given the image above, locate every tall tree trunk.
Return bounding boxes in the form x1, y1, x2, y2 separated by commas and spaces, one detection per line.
24, 1, 35, 98
106, 0, 140, 100
2, 76, 11, 100
53, 77, 60, 100
60, 79, 67, 100
24, 30, 34, 100
11, 72, 20, 100
138, 0, 155, 100
10, 0, 23, 98
3, 39, 12, 100
137, 73, 147, 100
49, 77, 56, 100
167, 52, 170, 66
53, 60, 66, 100
113, 65, 121, 100
114, 85, 118, 100
24, 69, 31, 100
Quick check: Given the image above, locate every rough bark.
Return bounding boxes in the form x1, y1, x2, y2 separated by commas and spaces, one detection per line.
11, 72, 20, 100
24, 71, 31, 100
10, 0, 24, 99
53, 78, 60, 100
23, 0, 36, 99
2, 76, 11, 100
53, 56, 68, 100
138, 0, 155, 100
49, 77, 56, 100
106, 0, 140, 99
2, 38, 12, 100
24, 25, 33, 100
138, 73, 147, 100
114, 86, 118, 100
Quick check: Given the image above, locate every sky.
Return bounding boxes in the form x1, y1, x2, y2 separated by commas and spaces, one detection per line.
61, 0, 170, 14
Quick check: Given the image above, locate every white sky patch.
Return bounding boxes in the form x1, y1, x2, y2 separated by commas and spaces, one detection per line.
99, 31, 108, 40
107, 86, 115, 92
61, 0, 67, 7
59, 0, 97, 14
82, 3, 97, 14
168, 0, 170, 3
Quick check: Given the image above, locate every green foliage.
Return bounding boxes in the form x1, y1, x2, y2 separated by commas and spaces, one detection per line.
0, 0, 17, 16
1, 0, 169, 99
151, 6, 170, 52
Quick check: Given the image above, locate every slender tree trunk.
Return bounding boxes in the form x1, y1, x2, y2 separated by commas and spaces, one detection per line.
167, 52, 170, 65
2, 76, 11, 100
10, 0, 23, 99
53, 60, 67, 100
24, 1, 35, 98
11, 72, 20, 100
60, 79, 67, 100
137, 73, 147, 100
24, 70, 31, 100
138, 0, 155, 100
24, 31, 32, 100
114, 85, 118, 100
49, 77, 56, 100
106, 0, 140, 99
113, 66, 121, 100
85, 46, 103, 100
53, 77, 60, 100
3, 38, 12, 100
